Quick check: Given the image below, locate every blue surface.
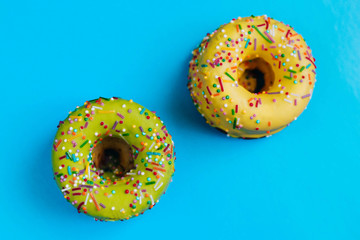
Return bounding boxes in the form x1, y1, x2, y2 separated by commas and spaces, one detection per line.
1, 0, 360, 239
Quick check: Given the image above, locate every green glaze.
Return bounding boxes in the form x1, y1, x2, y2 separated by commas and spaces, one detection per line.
51, 97, 175, 221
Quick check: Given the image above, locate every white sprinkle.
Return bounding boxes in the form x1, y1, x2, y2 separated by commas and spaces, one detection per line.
154, 178, 161, 188
149, 142, 155, 150
155, 182, 163, 191
150, 195, 154, 205
85, 193, 89, 205
61, 188, 71, 192
92, 106, 103, 110
284, 99, 292, 103
157, 171, 164, 177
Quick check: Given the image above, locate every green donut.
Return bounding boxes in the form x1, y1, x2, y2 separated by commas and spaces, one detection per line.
51, 97, 176, 221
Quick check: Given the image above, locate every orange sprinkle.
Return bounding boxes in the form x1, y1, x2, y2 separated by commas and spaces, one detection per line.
199, 72, 207, 76
68, 132, 83, 141
221, 47, 236, 51
154, 167, 166, 172
98, 110, 115, 114
89, 192, 100, 211
278, 28, 285, 32
55, 139, 62, 148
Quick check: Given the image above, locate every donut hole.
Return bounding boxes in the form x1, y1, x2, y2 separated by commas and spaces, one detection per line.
92, 136, 135, 180
238, 58, 275, 93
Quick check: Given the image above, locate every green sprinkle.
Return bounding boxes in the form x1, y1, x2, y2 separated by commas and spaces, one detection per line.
122, 133, 129, 136
65, 152, 72, 160
225, 72, 235, 81
233, 118, 237, 129
232, 109, 235, 115
238, 24, 242, 30
145, 181, 156, 185
300, 66, 305, 72
288, 69, 297, 73
80, 140, 89, 148
252, 25, 272, 43
284, 76, 292, 80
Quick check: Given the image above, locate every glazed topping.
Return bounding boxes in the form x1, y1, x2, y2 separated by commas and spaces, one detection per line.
188, 15, 316, 138
52, 97, 175, 221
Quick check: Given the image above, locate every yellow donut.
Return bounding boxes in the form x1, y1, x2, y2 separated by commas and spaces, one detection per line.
188, 15, 316, 138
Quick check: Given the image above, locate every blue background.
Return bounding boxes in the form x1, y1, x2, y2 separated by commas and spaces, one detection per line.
1, 0, 359, 239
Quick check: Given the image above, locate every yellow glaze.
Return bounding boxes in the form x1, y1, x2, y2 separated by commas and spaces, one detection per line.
188, 15, 316, 138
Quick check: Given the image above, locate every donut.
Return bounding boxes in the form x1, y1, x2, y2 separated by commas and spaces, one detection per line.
52, 97, 175, 221
188, 15, 316, 138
